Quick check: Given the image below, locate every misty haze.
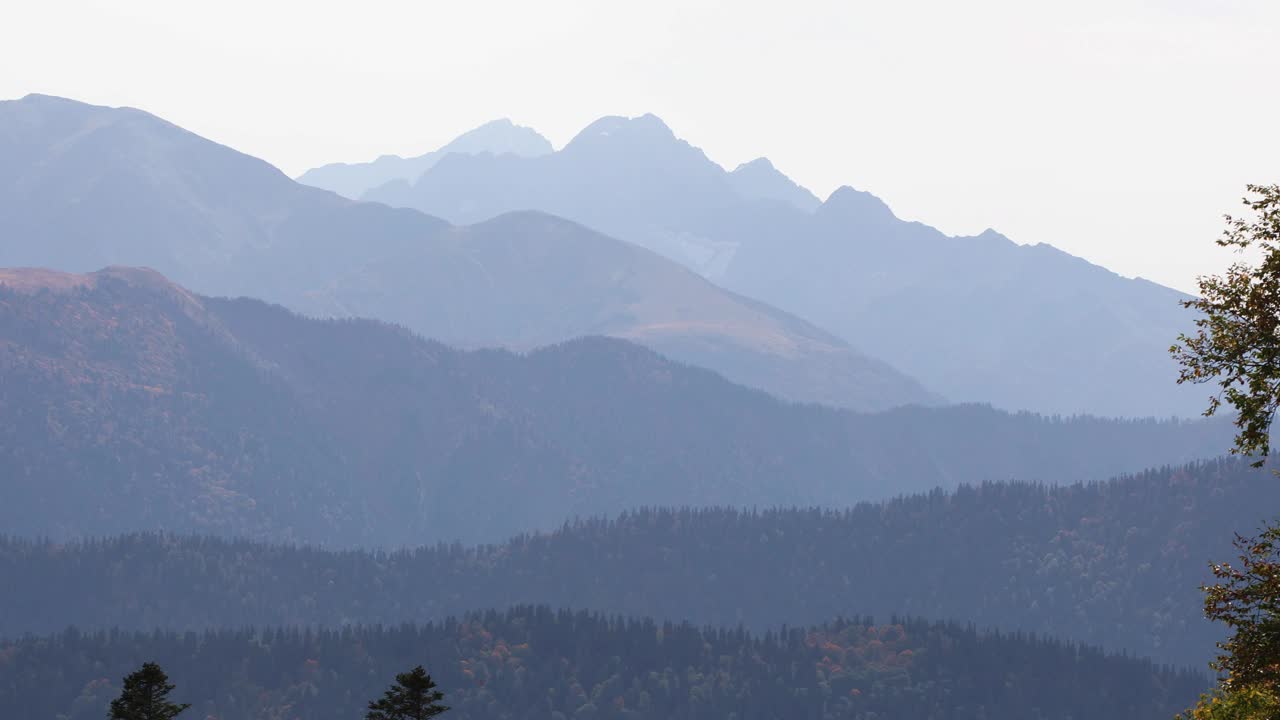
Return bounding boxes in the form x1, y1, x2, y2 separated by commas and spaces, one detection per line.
2, 2, 1279, 719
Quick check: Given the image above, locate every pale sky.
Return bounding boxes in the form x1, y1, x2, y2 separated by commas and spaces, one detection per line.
4, 0, 1278, 293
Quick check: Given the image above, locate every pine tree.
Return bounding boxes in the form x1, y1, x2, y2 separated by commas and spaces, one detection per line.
366, 665, 449, 720
108, 662, 190, 720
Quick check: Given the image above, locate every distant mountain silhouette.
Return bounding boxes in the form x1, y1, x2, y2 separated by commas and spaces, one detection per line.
729, 157, 821, 211
0, 94, 448, 296
367, 113, 1203, 417
0, 267, 1235, 545
296, 118, 553, 199
364, 113, 761, 279
733, 189, 1198, 419
0, 94, 937, 411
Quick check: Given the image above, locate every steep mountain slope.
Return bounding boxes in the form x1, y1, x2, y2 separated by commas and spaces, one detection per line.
728, 189, 1198, 417
296, 118, 553, 199
298, 210, 939, 410
0, 94, 937, 412
1, 459, 1266, 668
0, 94, 449, 298
0, 267, 1235, 545
0, 609, 1203, 720
369, 113, 1202, 417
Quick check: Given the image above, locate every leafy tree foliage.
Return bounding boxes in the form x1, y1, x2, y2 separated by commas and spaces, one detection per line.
1179, 687, 1280, 720
0, 607, 1203, 720
1203, 526, 1280, 689
367, 666, 449, 720
107, 662, 189, 720
1, 459, 1272, 668
1173, 184, 1280, 463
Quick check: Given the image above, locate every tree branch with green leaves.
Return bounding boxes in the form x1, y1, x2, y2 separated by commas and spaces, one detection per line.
1173, 184, 1280, 465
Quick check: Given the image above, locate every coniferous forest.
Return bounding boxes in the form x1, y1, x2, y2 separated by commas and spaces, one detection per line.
0, 607, 1204, 720
1, 457, 1271, 668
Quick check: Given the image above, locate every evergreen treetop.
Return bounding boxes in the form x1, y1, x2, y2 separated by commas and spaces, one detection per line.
366, 665, 449, 720
108, 662, 189, 720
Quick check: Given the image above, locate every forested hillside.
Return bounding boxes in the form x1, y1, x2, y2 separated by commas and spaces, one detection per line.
0, 607, 1204, 720
0, 268, 1235, 545
3, 458, 1267, 668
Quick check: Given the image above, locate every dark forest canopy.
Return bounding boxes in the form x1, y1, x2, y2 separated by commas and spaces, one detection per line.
0, 607, 1204, 720
3, 457, 1272, 669
0, 269, 1237, 545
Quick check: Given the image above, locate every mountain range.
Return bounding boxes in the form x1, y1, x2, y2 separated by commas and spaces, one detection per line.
0, 266, 1234, 545
0, 93, 939, 412
0, 89, 1255, 720
296, 117, 553, 199
0, 51, 1259, 720
355, 113, 1202, 418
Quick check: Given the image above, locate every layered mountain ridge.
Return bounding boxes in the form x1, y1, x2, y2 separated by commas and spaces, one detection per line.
0, 266, 1235, 545
297, 117, 554, 199
360, 112, 1202, 417
0, 93, 935, 412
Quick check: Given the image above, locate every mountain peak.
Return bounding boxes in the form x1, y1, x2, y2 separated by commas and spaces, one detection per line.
728, 157, 821, 212
817, 186, 898, 223
733, 157, 776, 173
8, 94, 156, 125
439, 117, 552, 157
970, 227, 1014, 246
0, 267, 96, 293
94, 265, 181, 290
0, 266, 201, 311
12, 93, 115, 111
18, 93, 78, 105
565, 113, 677, 150
299, 118, 551, 198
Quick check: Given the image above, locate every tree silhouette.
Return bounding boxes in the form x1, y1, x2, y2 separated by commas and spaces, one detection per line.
108, 662, 189, 720
366, 665, 449, 720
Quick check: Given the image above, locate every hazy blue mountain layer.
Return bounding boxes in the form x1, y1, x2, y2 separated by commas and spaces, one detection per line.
297, 117, 553, 199
367, 112, 1202, 418
0, 266, 1234, 545
0, 94, 935, 411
